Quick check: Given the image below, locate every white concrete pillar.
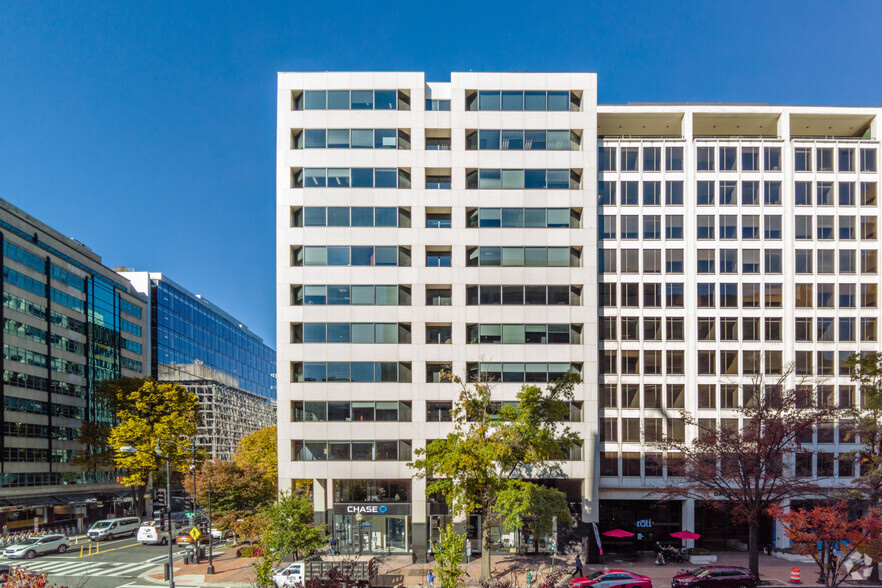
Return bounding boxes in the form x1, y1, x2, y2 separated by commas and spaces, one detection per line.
681, 499, 695, 549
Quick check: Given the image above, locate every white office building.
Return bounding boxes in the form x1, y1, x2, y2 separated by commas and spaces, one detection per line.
277, 71, 881, 558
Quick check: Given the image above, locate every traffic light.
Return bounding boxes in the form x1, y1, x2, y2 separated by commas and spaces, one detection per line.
155, 489, 166, 506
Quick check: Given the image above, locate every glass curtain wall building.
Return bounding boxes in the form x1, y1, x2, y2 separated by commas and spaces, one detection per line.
121, 272, 276, 460
0, 198, 148, 530
278, 72, 882, 558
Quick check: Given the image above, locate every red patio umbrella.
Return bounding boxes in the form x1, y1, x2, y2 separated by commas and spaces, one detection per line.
670, 530, 701, 540
602, 529, 635, 537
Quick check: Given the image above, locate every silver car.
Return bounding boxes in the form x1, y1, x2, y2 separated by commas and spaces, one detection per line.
3, 534, 70, 559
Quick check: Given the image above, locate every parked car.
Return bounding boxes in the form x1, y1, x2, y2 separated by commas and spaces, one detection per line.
571, 569, 652, 588
209, 527, 231, 541
672, 566, 757, 588
3, 534, 70, 559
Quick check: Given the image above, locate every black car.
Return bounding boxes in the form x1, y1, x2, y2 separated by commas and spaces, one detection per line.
672, 566, 757, 588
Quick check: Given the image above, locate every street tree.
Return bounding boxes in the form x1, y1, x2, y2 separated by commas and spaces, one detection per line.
261, 491, 326, 560
106, 379, 201, 511
409, 371, 580, 581
193, 459, 275, 536
845, 352, 882, 580
654, 367, 829, 577
433, 523, 466, 588
72, 377, 145, 470
769, 502, 882, 588
233, 425, 278, 489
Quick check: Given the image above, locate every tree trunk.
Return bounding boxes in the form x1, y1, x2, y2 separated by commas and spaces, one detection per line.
748, 521, 760, 578
481, 493, 492, 582
869, 563, 879, 583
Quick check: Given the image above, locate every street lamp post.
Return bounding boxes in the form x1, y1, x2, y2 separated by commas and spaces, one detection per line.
355, 513, 363, 557
206, 468, 214, 575
120, 444, 176, 588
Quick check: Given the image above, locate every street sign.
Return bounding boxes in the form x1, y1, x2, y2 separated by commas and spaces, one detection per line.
189, 526, 202, 542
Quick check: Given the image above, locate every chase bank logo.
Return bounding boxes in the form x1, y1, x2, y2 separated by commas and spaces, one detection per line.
379, 506, 387, 513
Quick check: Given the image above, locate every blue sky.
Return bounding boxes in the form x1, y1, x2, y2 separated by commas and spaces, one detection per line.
2, 0, 881, 346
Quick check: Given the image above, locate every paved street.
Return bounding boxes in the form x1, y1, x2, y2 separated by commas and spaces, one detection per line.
1, 534, 225, 588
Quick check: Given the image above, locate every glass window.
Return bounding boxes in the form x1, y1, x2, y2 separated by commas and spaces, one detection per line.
666, 146, 683, 171
817, 147, 833, 172
501, 130, 524, 150
546, 91, 569, 111
621, 181, 639, 205
742, 147, 759, 171
599, 146, 616, 171
795, 148, 812, 172
643, 147, 661, 172
697, 181, 714, 205
861, 183, 877, 206
861, 148, 877, 172
479, 91, 500, 111
666, 180, 684, 205
840, 182, 856, 206
621, 147, 639, 171
765, 249, 782, 273
524, 91, 546, 111
720, 181, 737, 205
839, 148, 855, 172
697, 146, 714, 171
598, 181, 616, 205
765, 147, 781, 171
764, 215, 782, 240
795, 249, 812, 273
742, 181, 759, 205
818, 182, 834, 206
501, 91, 524, 111
795, 181, 812, 206
666, 215, 683, 239
304, 129, 326, 148
697, 215, 714, 240
528, 130, 550, 150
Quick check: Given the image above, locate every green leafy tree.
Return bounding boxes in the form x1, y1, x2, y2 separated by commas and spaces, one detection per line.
262, 491, 327, 560
107, 380, 201, 510
654, 366, 829, 577
252, 546, 278, 588
72, 377, 145, 470
845, 352, 882, 580
433, 524, 466, 588
233, 425, 278, 490
410, 371, 580, 581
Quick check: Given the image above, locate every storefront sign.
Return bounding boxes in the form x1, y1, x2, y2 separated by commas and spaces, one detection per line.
333, 503, 411, 516
635, 518, 653, 528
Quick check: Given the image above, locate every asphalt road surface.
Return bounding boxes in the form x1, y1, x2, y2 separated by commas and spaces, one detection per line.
1, 534, 215, 588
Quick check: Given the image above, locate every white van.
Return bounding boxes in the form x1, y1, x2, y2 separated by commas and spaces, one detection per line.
87, 517, 141, 541
273, 562, 304, 588
136, 521, 175, 545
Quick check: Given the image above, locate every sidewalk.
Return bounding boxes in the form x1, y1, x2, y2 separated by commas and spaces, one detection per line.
138, 549, 882, 587
140, 547, 256, 587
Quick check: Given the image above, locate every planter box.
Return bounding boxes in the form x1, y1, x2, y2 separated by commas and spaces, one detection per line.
688, 555, 718, 564
772, 551, 815, 563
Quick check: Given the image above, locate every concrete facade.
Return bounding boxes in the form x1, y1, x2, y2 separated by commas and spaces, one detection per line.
276, 72, 881, 556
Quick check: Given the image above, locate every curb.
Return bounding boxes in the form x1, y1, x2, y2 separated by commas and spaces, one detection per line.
137, 564, 254, 587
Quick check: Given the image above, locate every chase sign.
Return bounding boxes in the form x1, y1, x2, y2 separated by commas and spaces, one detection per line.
333, 503, 411, 516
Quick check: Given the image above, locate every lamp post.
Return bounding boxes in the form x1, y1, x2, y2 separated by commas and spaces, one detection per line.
120, 444, 176, 588
355, 513, 363, 557
206, 466, 214, 574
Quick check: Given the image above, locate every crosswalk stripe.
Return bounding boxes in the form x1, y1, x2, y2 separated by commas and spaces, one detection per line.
91, 562, 154, 576
20, 561, 96, 573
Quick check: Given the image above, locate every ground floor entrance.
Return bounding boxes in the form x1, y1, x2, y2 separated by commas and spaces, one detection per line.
331, 503, 411, 554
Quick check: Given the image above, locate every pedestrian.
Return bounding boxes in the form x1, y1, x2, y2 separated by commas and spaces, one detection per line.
2, 525, 8, 536
572, 554, 584, 578
654, 541, 666, 566
427, 569, 435, 588
329, 536, 337, 556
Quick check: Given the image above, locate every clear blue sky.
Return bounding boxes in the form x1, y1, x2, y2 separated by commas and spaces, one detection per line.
2, 0, 881, 346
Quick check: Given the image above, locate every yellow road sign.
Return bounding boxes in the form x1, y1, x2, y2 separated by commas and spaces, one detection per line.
189, 526, 202, 541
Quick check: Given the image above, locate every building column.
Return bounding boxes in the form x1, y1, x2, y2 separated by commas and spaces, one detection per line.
774, 499, 790, 548
681, 499, 695, 549
412, 476, 427, 562
313, 479, 328, 529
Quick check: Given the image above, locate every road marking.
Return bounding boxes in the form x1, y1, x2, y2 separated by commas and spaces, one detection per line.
79, 541, 141, 556
91, 561, 156, 576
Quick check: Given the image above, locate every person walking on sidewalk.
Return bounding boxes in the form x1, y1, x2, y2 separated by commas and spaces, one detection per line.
427, 569, 435, 588
572, 555, 584, 578
329, 536, 337, 556
654, 541, 666, 566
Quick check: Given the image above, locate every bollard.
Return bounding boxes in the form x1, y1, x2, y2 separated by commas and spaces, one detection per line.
79, 545, 84, 557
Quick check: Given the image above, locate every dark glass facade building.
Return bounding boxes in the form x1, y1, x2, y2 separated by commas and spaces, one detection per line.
0, 198, 149, 529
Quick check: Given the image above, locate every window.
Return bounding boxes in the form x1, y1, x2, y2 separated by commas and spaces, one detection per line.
666, 283, 684, 307
427, 288, 451, 306
795, 317, 812, 341
795, 283, 813, 307
697, 181, 715, 205
720, 181, 737, 205
765, 283, 782, 308
817, 216, 834, 240
698, 318, 716, 341
862, 284, 878, 308
795, 148, 812, 172
720, 146, 737, 171
862, 183, 878, 206
643, 182, 661, 206
468, 169, 576, 190
764, 317, 781, 341
817, 249, 835, 274
764, 181, 782, 205
623, 283, 640, 307
795, 250, 813, 274
601, 384, 617, 408
599, 147, 616, 171
841, 250, 856, 274
698, 385, 716, 409
600, 283, 616, 307
765, 249, 782, 273
719, 215, 737, 239
426, 325, 452, 344
621, 249, 639, 273
666, 249, 684, 273
622, 181, 639, 205
742, 147, 759, 171
299, 89, 402, 111
764, 215, 782, 240
426, 250, 451, 267
743, 317, 760, 341
665, 180, 684, 205
765, 147, 781, 171
598, 181, 616, 205
697, 350, 716, 375
643, 215, 661, 240
818, 283, 834, 308
817, 147, 833, 172
720, 249, 737, 274
861, 216, 877, 240
795, 216, 812, 240
697, 283, 715, 308
742, 215, 760, 240
861, 148, 877, 172
862, 250, 878, 274
621, 147, 639, 171
697, 147, 714, 171
644, 249, 661, 273
840, 182, 855, 206
742, 181, 759, 205
697, 250, 715, 274
840, 216, 856, 240
666, 317, 684, 340
720, 317, 738, 341
742, 281, 760, 305
666, 146, 684, 171
697, 215, 715, 240
720, 283, 738, 307
644, 283, 661, 308
862, 317, 878, 342
666, 215, 683, 239
840, 283, 856, 307
644, 147, 661, 172
795, 182, 812, 206
601, 317, 617, 340
840, 148, 855, 172
818, 182, 834, 206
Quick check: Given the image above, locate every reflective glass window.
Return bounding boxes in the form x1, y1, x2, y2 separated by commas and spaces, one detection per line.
351, 129, 373, 148
375, 129, 397, 149
327, 90, 349, 109
304, 129, 326, 148
327, 129, 349, 148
